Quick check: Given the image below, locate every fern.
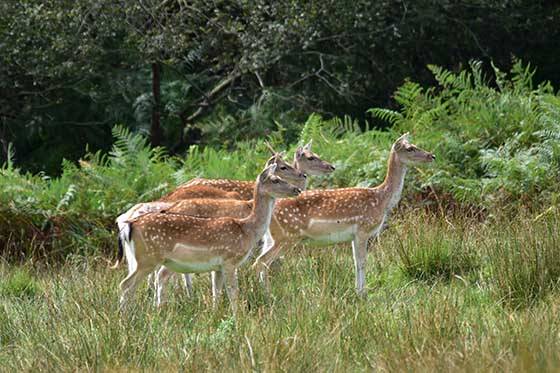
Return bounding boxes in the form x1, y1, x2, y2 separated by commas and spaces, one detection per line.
393, 81, 423, 108
56, 184, 77, 212
368, 108, 403, 125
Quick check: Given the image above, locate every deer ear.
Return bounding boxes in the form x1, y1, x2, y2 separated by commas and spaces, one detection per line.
261, 163, 277, 180
303, 140, 313, 151
397, 132, 410, 143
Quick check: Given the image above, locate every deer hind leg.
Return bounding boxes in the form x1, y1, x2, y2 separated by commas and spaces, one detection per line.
119, 264, 154, 311
182, 274, 194, 297
211, 271, 224, 308
351, 235, 368, 297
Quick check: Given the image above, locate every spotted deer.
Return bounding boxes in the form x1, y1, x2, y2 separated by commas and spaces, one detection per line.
161, 140, 334, 202
114, 142, 334, 295
152, 142, 334, 300
117, 163, 301, 313
113, 152, 304, 266
253, 134, 435, 295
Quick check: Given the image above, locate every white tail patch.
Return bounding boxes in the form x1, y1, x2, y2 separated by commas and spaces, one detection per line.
120, 223, 137, 274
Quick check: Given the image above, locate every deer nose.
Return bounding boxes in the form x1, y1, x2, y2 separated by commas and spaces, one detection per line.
430, 154, 436, 160
293, 187, 302, 194
302, 173, 307, 178
329, 165, 336, 171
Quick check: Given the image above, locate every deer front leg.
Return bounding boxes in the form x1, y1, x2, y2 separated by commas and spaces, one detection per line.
155, 266, 173, 307
182, 274, 194, 297
222, 267, 239, 315
351, 235, 368, 297
211, 271, 224, 308
253, 239, 297, 290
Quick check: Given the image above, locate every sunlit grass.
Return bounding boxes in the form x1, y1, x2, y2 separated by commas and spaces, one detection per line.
1, 213, 560, 371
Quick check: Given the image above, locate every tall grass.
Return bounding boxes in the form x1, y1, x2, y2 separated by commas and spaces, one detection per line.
1, 213, 560, 371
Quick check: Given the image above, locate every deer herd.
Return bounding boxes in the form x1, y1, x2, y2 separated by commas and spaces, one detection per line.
115, 134, 435, 313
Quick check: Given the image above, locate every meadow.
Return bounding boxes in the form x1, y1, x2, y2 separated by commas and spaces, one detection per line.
1, 211, 560, 371
1, 62, 560, 371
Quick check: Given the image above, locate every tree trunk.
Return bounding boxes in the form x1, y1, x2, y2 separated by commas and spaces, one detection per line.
150, 62, 162, 147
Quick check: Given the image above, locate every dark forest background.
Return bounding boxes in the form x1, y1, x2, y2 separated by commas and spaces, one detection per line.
1, 0, 559, 174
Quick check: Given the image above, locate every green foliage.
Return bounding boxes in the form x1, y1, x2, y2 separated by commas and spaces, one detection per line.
370, 59, 560, 208
0, 126, 176, 257
1, 61, 560, 259
2, 0, 559, 173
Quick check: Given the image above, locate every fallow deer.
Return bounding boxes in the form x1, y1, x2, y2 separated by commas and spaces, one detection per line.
114, 142, 334, 295
152, 142, 335, 300
113, 152, 303, 267
161, 141, 334, 202
253, 134, 435, 295
117, 163, 301, 313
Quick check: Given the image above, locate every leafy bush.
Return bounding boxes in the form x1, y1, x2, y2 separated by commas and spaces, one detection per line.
370, 59, 560, 208
1, 60, 559, 259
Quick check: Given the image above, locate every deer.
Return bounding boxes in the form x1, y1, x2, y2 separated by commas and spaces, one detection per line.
113, 151, 305, 267
160, 140, 334, 202
114, 141, 334, 296
117, 163, 301, 313
151, 142, 335, 302
252, 133, 435, 296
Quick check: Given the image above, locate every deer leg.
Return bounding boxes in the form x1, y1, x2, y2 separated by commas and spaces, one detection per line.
182, 274, 194, 297
155, 266, 173, 307
351, 235, 368, 297
253, 239, 296, 290
260, 229, 274, 255
211, 271, 224, 308
119, 264, 154, 311
223, 267, 239, 315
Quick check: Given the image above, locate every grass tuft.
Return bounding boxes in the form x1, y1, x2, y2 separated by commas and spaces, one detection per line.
0, 267, 40, 298
393, 215, 480, 282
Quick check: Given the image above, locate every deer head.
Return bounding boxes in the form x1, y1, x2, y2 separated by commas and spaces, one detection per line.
392, 133, 435, 165
264, 144, 307, 185
259, 163, 302, 198
295, 140, 336, 176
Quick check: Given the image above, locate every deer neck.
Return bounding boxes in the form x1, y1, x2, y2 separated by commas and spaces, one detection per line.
379, 150, 407, 214
292, 158, 308, 190
241, 182, 276, 245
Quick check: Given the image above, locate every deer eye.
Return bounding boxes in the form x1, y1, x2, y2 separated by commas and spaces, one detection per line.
406, 147, 415, 152
271, 179, 280, 183
279, 166, 288, 170
307, 156, 316, 160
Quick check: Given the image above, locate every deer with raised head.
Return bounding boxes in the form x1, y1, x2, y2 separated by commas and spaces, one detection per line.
161, 140, 334, 202
117, 163, 301, 313
253, 134, 435, 295
113, 150, 304, 264
151, 142, 335, 301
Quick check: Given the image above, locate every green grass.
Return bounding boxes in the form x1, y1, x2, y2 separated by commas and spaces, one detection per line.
2, 213, 560, 371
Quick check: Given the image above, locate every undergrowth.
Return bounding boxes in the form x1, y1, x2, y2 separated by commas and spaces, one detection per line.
1, 59, 559, 260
